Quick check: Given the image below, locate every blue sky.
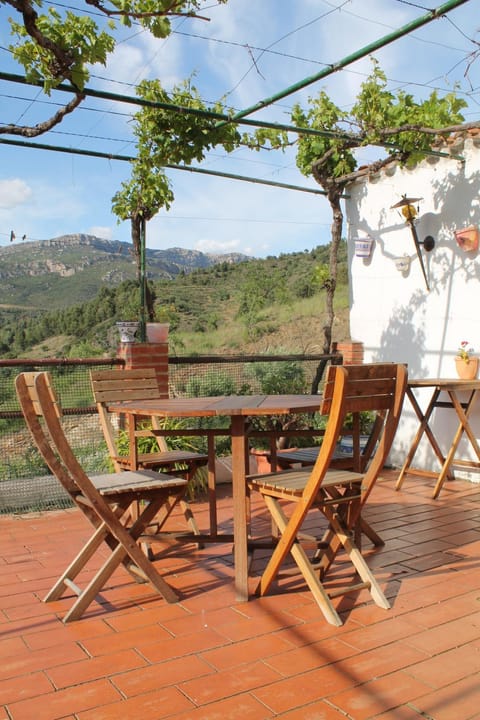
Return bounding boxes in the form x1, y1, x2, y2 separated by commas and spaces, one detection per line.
1, 0, 478, 257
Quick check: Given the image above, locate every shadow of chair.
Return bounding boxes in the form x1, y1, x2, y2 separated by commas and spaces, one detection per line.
90, 368, 209, 543
247, 362, 407, 626
15, 371, 190, 622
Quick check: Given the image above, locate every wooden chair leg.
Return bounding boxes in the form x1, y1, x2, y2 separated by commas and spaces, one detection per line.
44, 521, 110, 602
360, 517, 384, 547
256, 495, 343, 627
141, 489, 204, 555
48, 495, 182, 622
327, 513, 390, 610
180, 498, 204, 549
64, 534, 179, 622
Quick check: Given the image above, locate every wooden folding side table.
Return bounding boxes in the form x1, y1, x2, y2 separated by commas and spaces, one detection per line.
396, 378, 480, 498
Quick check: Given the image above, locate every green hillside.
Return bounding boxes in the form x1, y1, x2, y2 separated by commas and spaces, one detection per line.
0, 243, 350, 358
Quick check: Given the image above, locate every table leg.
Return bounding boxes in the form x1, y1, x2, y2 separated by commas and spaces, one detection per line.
231, 415, 249, 602
128, 413, 138, 470
396, 387, 450, 490
433, 389, 480, 499
207, 432, 217, 535
126, 413, 140, 531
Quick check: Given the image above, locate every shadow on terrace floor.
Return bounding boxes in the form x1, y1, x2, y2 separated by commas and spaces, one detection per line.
2, 469, 480, 720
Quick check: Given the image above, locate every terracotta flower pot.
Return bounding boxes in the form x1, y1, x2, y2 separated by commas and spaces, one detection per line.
455, 226, 479, 252
455, 357, 479, 380
146, 323, 169, 343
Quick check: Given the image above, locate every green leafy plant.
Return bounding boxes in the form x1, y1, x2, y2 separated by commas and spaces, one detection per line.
115, 418, 208, 498
457, 340, 474, 363
5, 1, 227, 136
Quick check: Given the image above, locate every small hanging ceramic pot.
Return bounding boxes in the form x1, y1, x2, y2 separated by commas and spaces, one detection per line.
455, 357, 479, 380
354, 237, 374, 258
394, 255, 411, 273
455, 226, 479, 252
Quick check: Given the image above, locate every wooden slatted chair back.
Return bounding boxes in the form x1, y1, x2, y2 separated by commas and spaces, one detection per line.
317, 362, 407, 501
277, 365, 405, 476
91, 367, 162, 404
321, 362, 401, 415
90, 368, 169, 465
16, 371, 101, 501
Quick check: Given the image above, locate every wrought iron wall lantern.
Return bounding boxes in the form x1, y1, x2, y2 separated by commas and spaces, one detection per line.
391, 195, 435, 291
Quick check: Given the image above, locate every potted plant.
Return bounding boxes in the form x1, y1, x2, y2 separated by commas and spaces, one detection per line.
455, 341, 478, 379
115, 290, 142, 343
354, 236, 374, 258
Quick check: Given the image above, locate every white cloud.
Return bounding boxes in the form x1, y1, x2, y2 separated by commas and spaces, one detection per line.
89, 226, 113, 240
0, 179, 32, 208
194, 236, 250, 254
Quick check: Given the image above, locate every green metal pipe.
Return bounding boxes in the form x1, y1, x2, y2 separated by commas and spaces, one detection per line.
0, 70, 228, 120
163, 163, 345, 196
0, 137, 341, 196
139, 216, 147, 340
221, 0, 472, 124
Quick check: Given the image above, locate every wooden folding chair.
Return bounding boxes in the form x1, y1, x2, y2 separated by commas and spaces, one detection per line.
90, 368, 208, 542
16, 371, 189, 622
247, 363, 407, 626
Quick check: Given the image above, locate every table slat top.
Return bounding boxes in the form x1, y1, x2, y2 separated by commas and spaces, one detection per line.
107, 394, 321, 418
409, 378, 480, 391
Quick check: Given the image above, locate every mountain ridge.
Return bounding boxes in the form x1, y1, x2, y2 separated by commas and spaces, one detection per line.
0, 234, 251, 309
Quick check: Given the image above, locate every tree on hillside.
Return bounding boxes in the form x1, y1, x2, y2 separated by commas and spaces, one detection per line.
111, 152, 174, 325
2, 0, 227, 136
111, 77, 241, 328
253, 59, 468, 357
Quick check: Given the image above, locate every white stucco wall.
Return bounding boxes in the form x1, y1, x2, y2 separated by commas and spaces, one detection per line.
345, 134, 480, 474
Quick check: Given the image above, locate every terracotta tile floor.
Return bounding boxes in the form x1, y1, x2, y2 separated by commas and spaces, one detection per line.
2, 469, 480, 720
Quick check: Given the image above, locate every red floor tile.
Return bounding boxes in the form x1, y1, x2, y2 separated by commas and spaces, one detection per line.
0, 671, 52, 706
252, 663, 354, 714
200, 632, 294, 671
111, 654, 213, 697
76, 686, 194, 720
410, 674, 480, 720
46, 648, 147, 689
179, 660, 281, 705
7, 679, 121, 720
327, 670, 432, 719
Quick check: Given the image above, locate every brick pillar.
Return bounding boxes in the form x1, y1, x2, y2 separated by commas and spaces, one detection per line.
336, 341, 364, 365
117, 342, 169, 398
